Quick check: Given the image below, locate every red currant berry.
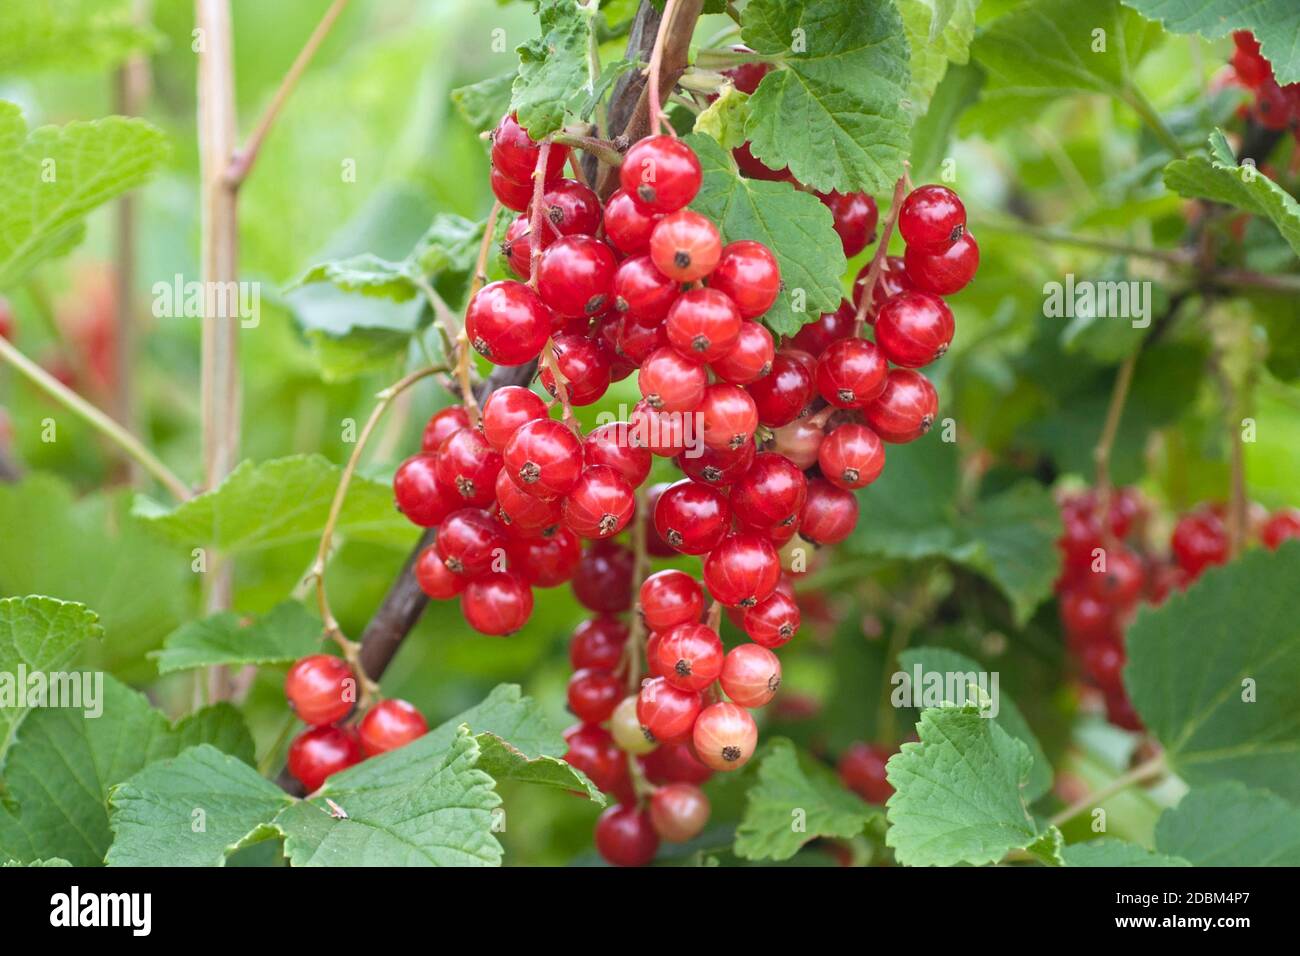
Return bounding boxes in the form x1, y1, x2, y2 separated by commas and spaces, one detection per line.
693, 701, 758, 771
436, 508, 508, 576
819, 191, 878, 258
490, 113, 569, 184
495, 468, 561, 536
730, 452, 808, 536
799, 478, 859, 546
815, 337, 888, 408
480, 386, 548, 452
711, 320, 774, 385
665, 288, 741, 363
704, 240, 780, 319
770, 417, 825, 470
1080, 545, 1145, 607
571, 540, 635, 613
640, 570, 705, 632
1081, 639, 1125, 693
501, 215, 535, 278
650, 782, 710, 843
630, 400, 690, 457
415, 545, 468, 600
790, 299, 856, 356
583, 422, 652, 487
703, 532, 780, 608
864, 368, 938, 443
615, 311, 669, 364
722, 49, 772, 94
1231, 31, 1270, 89
838, 742, 895, 803
904, 231, 979, 296
746, 349, 815, 427
620, 135, 702, 213
287, 726, 362, 792
721, 643, 782, 708
819, 423, 885, 490
898, 184, 966, 251
510, 527, 582, 587
537, 236, 618, 318
466, 280, 552, 366
874, 290, 955, 368
655, 478, 731, 555
568, 667, 623, 723
732, 140, 793, 182
434, 427, 502, 507
563, 464, 635, 539
676, 440, 755, 488
461, 570, 533, 635
641, 740, 713, 786
612, 254, 678, 321
603, 188, 662, 255
698, 382, 758, 452
650, 209, 722, 282
393, 453, 455, 527
489, 166, 534, 212
1263, 508, 1300, 549
594, 804, 659, 867
570, 615, 630, 670
744, 589, 800, 648
539, 332, 612, 406
654, 623, 724, 692
639, 346, 708, 412
503, 417, 584, 499
420, 405, 470, 454
637, 676, 703, 743
1104, 689, 1143, 732
285, 654, 355, 726
1171, 511, 1228, 578
1060, 587, 1120, 644
358, 699, 428, 757
564, 723, 631, 796
543, 178, 601, 236
852, 254, 913, 322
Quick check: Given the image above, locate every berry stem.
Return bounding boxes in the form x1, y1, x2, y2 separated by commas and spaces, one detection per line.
552, 131, 625, 168
1121, 85, 1186, 161
1092, 351, 1137, 524
852, 171, 909, 336
0, 334, 192, 502
1047, 751, 1166, 828
646, 0, 681, 137
453, 200, 502, 429
623, 484, 652, 693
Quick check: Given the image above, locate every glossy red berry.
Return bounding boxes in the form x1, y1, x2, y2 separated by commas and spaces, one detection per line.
393, 454, 455, 527
563, 465, 635, 539
461, 571, 533, 635
799, 478, 859, 546
616, 311, 669, 364
655, 479, 731, 555
874, 290, 955, 368
480, 386, 548, 452
539, 332, 612, 406
838, 743, 895, 803
620, 135, 702, 213
490, 113, 569, 184
568, 667, 623, 723
650, 209, 722, 282
637, 676, 703, 743
1081, 640, 1125, 692
594, 804, 659, 867
641, 740, 713, 785
510, 527, 582, 586
537, 236, 618, 318
1171, 511, 1228, 578
603, 188, 662, 255
654, 623, 724, 692
730, 452, 808, 536
904, 231, 979, 296
746, 349, 815, 427
631, 400, 692, 457
732, 140, 792, 182
570, 616, 630, 672
612, 254, 678, 321
665, 288, 741, 363
819, 423, 885, 490
721, 643, 782, 708
711, 320, 774, 386
495, 468, 562, 536
790, 299, 856, 356
489, 166, 535, 212
820, 191, 878, 257
433, 427, 502, 509
1081, 545, 1145, 607
1059, 588, 1119, 643
650, 782, 710, 843
503, 418, 584, 499
722, 49, 772, 94
852, 255, 913, 322
436, 508, 508, 576
864, 368, 938, 443
743, 589, 800, 648
571, 540, 635, 613
898, 184, 966, 251
583, 422, 652, 487
501, 215, 535, 278
676, 440, 755, 488
467, 280, 552, 366
693, 701, 758, 771
640, 570, 705, 632
704, 240, 780, 319
703, 532, 780, 608
415, 545, 469, 600
639, 346, 708, 412
698, 383, 758, 452
770, 417, 824, 470
358, 699, 428, 757
285, 654, 355, 726
564, 723, 631, 796
287, 726, 362, 792
544, 178, 601, 236
420, 405, 470, 454
1262, 509, 1300, 549
815, 337, 888, 408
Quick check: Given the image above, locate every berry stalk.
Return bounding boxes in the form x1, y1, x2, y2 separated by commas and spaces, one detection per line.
852, 171, 909, 336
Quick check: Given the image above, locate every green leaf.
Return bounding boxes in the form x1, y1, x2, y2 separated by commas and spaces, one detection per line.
0, 596, 101, 767
451, 71, 516, 131
0, 0, 159, 74
0, 103, 169, 289
1163, 130, 1300, 257
740, 0, 912, 193
734, 738, 879, 861
885, 703, 1046, 866
275, 726, 502, 866
897, 647, 1052, 802
1125, 540, 1300, 800
474, 734, 604, 804
171, 704, 257, 768
898, 0, 979, 118
3, 858, 72, 867
693, 86, 752, 151
510, 0, 595, 138
1154, 782, 1300, 866
306, 328, 411, 385
685, 133, 845, 336
106, 746, 291, 867
1062, 838, 1190, 867
133, 455, 415, 554
151, 602, 324, 676
846, 438, 1063, 625
292, 254, 421, 302
1121, 0, 1300, 85
910, 61, 985, 178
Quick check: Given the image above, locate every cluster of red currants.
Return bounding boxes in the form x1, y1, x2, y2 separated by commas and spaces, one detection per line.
281, 654, 429, 792
1224, 31, 1300, 137
1056, 488, 1300, 730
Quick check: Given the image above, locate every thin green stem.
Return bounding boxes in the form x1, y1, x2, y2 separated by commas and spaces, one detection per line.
978, 220, 1190, 265
1123, 86, 1185, 160
1048, 753, 1166, 827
